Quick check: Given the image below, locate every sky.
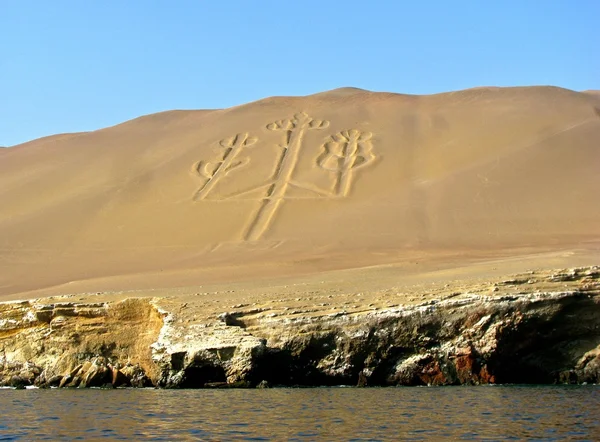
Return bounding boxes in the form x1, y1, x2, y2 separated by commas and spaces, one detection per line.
1, 1, 598, 146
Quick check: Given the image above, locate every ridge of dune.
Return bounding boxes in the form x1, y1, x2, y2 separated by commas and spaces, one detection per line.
6, 132, 88, 150
0, 85, 599, 298
101, 109, 218, 132
308, 87, 371, 97
5, 85, 596, 149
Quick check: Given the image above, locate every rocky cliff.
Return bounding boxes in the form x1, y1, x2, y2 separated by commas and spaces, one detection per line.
1, 267, 599, 388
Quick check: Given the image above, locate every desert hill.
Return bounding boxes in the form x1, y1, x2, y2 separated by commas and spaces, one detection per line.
1, 86, 599, 298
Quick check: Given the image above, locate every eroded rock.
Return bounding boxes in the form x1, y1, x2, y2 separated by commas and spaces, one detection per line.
0, 298, 162, 388
0, 267, 599, 388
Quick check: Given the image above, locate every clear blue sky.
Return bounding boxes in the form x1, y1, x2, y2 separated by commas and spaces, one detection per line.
1, 0, 598, 146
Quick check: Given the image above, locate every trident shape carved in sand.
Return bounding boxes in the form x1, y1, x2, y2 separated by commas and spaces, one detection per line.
193, 112, 375, 241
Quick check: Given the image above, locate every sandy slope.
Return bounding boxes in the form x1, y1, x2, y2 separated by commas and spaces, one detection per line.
1, 86, 599, 298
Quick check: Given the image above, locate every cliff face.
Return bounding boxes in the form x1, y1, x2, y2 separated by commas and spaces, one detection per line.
0, 298, 161, 388
1, 267, 599, 388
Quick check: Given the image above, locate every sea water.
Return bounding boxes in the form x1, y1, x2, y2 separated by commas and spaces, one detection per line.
0, 386, 599, 440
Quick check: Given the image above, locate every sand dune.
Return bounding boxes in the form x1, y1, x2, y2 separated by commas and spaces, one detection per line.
1, 86, 599, 297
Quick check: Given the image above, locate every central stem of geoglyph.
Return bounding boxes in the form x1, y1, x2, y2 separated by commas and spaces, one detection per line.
244, 112, 329, 241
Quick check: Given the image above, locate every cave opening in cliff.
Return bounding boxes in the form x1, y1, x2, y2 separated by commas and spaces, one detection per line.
180, 365, 227, 388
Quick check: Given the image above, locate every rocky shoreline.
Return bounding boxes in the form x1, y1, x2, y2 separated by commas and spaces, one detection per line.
1, 267, 599, 389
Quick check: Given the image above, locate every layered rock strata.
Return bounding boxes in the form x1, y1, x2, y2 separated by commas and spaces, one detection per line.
1, 267, 599, 388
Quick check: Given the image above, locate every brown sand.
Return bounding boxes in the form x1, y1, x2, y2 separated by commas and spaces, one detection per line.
1, 86, 599, 301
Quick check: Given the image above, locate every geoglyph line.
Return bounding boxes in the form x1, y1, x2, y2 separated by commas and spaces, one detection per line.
192, 112, 376, 242
244, 112, 329, 241
316, 129, 376, 197
193, 133, 256, 201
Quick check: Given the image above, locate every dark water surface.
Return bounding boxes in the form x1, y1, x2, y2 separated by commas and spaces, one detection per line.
0, 386, 599, 440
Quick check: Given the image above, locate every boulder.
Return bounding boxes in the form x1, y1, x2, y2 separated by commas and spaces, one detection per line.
68, 364, 83, 378
121, 363, 153, 388
81, 365, 111, 388
66, 375, 82, 388
256, 380, 271, 388
111, 367, 130, 388
58, 375, 72, 388
78, 358, 112, 388
9, 375, 28, 389
46, 375, 63, 387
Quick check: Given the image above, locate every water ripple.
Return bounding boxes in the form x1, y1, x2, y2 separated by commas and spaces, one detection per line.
0, 386, 598, 440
